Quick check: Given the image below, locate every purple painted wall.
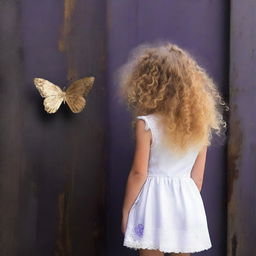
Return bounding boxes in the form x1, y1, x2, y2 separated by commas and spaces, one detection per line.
106, 1, 229, 255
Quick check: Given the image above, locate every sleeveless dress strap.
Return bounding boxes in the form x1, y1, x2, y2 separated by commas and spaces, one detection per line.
136, 115, 156, 145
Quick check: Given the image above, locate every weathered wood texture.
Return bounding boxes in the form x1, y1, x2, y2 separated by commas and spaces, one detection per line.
228, 0, 256, 255
0, 0, 107, 255
0, 1, 25, 255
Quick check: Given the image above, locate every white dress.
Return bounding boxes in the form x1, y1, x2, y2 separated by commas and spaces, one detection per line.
123, 113, 212, 253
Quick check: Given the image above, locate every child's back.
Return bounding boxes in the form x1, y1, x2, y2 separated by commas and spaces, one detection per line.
140, 113, 200, 178
123, 113, 212, 253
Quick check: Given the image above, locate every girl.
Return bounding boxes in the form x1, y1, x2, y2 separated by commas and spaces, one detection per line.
119, 42, 228, 256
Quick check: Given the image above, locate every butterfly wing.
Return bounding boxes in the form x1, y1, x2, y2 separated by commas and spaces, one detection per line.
65, 77, 95, 113
65, 96, 86, 114
43, 96, 64, 114
34, 78, 64, 114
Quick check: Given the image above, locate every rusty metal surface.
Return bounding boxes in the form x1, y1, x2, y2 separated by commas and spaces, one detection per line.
228, 0, 256, 255
0, 0, 107, 255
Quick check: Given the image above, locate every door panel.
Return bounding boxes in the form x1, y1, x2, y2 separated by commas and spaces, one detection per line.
0, 0, 107, 255
106, 1, 229, 255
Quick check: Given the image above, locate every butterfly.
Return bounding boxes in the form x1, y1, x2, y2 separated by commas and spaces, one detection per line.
34, 77, 95, 114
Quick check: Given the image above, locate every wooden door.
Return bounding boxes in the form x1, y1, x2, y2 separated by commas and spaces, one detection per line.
0, 1, 107, 255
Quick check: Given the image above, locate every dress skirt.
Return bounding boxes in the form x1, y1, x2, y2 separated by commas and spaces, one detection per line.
123, 174, 212, 253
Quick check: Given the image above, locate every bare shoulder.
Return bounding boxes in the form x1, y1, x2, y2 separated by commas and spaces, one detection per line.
198, 145, 208, 156
136, 117, 147, 126
135, 118, 151, 135
193, 145, 208, 169
135, 117, 152, 145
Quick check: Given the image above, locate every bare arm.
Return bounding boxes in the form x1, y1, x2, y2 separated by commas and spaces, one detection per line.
190, 146, 208, 192
122, 119, 151, 216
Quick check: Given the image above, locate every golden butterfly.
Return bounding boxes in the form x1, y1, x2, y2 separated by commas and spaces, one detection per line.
34, 77, 95, 114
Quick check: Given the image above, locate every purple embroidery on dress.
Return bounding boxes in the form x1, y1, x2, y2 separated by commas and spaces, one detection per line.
134, 224, 144, 237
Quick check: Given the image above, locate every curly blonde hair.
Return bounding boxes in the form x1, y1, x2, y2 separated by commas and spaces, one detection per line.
118, 42, 229, 155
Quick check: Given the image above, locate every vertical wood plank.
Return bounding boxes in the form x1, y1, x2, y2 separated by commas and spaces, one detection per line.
228, 0, 256, 255
106, 1, 229, 255
0, 1, 25, 255
0, 0, 107, 255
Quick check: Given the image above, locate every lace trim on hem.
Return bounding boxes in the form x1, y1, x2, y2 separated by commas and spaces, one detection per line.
123, 238, 212, 254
